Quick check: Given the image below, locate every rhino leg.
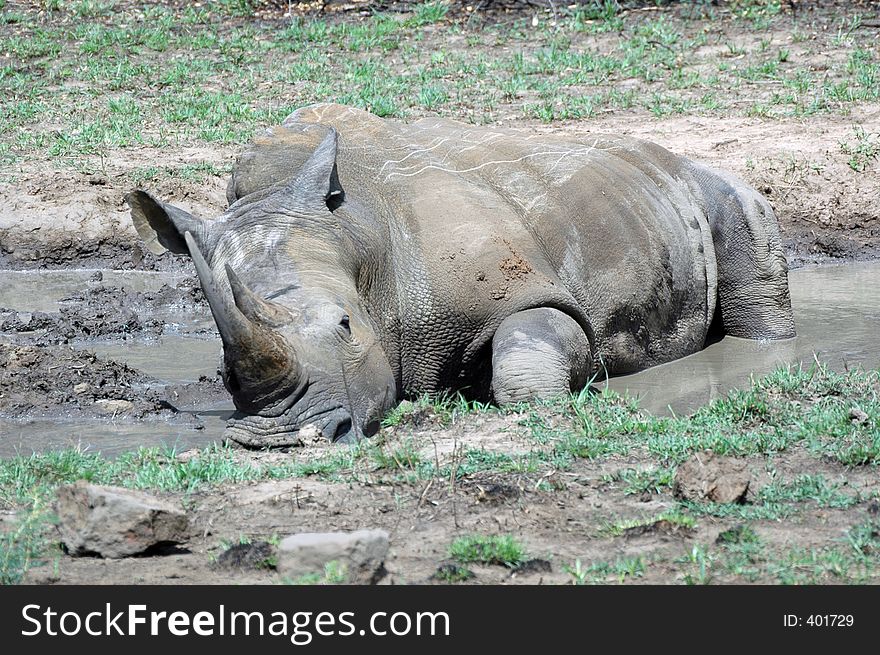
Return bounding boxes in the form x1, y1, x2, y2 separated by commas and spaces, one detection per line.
693, 164, 796, 340
491, 308, 593, 405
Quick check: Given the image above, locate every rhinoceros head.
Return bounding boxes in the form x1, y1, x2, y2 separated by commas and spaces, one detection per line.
126, 130, 396, 447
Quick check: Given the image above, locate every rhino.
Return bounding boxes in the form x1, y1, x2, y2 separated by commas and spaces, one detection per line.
127, 103, 795, 447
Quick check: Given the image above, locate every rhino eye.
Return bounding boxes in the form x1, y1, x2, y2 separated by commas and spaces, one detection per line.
338, 314, 351, 335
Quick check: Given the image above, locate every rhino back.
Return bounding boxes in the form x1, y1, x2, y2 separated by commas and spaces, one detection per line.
242, 104, 718, 386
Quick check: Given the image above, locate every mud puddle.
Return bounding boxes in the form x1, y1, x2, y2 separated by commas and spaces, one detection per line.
0, 269, 193, 313
0, 262, 878, 458
0, 338, 230, 458
607, 261, 880, 413
0, 268, 230, 457
85, 336, 222, 383
0, 415, 229, 458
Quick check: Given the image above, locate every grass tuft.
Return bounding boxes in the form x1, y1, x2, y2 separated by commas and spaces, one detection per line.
449, 534, 526, 568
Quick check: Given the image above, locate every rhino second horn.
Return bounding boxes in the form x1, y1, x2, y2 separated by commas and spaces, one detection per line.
225, 264, 289, 326
184, 232, 299, 397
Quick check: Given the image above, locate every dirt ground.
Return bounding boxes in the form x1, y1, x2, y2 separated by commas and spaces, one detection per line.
3, 110, 880, 270
2, 1, 880, 584
19, 412, 880, 585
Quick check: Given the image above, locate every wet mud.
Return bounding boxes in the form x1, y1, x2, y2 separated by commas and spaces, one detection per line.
0, 343, 188, 421
0, 277, 209, 346
0, 269, 229, 454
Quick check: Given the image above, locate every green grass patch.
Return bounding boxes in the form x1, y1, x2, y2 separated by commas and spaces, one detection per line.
602, 510, 696, 537
449, 534, 526, 568
284, 561, 349, 585
716, 524, 760, 545
580, 363, 880, 465
0, 497, 56, 584
681, 473, 861, 522
565, 556, 647, 585
432, 562, 475, 583
3, 2, 880, 166
0, 442, 383, 509
604, 466, 676, 495
381, 392, 494, 429
673, 517, 880, 584
840, 125, 880, 172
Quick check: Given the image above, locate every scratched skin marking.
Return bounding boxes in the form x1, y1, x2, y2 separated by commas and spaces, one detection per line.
380, 145, 602, 182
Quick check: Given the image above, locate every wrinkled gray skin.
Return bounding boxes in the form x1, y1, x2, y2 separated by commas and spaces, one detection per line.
127, 103, 795, 448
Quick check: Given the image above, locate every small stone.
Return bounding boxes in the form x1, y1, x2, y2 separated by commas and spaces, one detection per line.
55, 481, 190, 558
94, 399, 134, 415
216, 541, 276, 571
277, 529, 390, 583
298, 423, 323, 441
176, 449, 199, 463
674, 451, 750, 504
850, 407, 869, 425
73, 383, 90, 395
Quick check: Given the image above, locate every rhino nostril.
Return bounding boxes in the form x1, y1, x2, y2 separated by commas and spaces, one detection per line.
363, 419, 381, 437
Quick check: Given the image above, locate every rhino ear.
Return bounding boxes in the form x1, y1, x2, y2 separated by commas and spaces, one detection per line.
126, 190, 206, 255
291, 128, 345, 211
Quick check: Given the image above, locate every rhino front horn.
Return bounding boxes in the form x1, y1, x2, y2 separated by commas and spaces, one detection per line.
184, 232, 299, 404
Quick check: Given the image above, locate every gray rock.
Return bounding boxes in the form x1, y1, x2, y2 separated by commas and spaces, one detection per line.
277, 529, 389, 583
673, 452, 750, 504
55, 481, 190, 558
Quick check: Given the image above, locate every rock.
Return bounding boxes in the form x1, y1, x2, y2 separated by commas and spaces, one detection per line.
850, 407, 869, 425
215, 541, 276, 570
55, 481, 190, 558
73, 382, 90, 395
175, 448, 203, 463
514, 558, 553, 575
673, 452, 750, 504
93, 399, 134, 415
277, 529, 390, 583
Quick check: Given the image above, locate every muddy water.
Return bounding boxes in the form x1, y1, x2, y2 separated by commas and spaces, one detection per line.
606, 261, 880, 413
0, 269, 192, 313
0, 263, 878, 457
86, 337, 221, 383
0, 268, 229, 457
0, 415, 231, 458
